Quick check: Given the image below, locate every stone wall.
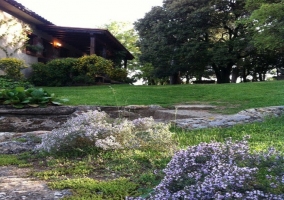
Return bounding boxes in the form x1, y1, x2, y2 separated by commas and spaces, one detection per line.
0, 106, 76, 132
0, 105, 161, 132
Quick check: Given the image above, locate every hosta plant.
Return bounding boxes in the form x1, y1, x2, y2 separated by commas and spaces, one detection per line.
0, 76, 33, 89
0, 87, 68, 108
128, 137, 284, 199
36, 110, 176, 156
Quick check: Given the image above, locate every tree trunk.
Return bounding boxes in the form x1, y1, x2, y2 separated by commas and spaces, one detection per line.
185, 73, 190, 84
170, 72, 181, 84
242, 68, 247, 82
231, 67, 240, 83
212, 63, 232, 84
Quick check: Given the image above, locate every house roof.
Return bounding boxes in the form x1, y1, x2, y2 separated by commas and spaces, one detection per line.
0, 0, 134, 60
1, 0, 53, 25
36, 25, 134, 60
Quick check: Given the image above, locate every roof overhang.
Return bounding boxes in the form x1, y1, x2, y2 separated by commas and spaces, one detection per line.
36, 25, 134, 60
0, 0, 53, 25
0, 0, 134, 60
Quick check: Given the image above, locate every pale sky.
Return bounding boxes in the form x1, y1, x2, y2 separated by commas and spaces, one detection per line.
15, 0, 164, 28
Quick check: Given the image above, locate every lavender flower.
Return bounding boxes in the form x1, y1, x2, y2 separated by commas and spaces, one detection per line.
128, 137, 284, 199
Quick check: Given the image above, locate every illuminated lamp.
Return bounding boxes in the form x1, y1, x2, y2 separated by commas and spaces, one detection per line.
53, 41, 62, 48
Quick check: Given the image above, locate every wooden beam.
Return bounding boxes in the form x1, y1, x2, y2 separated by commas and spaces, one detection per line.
102, 46, 106, 58
90, 34, 96, 55
124, 59, 127, 69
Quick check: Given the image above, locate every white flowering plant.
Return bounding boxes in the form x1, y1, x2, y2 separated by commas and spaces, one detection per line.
36, 110, 176, 156
128, 137, 284, 199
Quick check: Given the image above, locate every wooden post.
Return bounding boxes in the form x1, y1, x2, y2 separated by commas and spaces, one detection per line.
102, 46, 106, 58
124, 59, 127, 69
90, 33, 95, 55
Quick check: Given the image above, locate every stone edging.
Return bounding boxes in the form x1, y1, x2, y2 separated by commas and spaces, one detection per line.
174, 106, 284, 129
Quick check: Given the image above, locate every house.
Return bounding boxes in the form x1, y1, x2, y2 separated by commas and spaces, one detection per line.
0, 0, 134, 77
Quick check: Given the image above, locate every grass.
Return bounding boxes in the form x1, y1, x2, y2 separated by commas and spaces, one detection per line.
44, 80, 284, 114
1, 80, 284, 199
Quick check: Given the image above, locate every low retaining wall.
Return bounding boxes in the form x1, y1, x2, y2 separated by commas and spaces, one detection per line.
0, 106, 77, 132
0, 105, 161, 132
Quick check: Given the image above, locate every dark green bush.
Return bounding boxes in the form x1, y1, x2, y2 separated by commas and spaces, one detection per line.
0, 58, 27, 80
45, 58, 77, 86
29, 62, 48, 86
73, 55, 114, 84
110, 68, 128, 82
30, 55, 129, 86
30, 58, 77, 86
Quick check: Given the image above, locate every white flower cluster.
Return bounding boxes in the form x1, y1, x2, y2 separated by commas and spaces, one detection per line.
128, 137, 284, 199
36, 110, 175, 153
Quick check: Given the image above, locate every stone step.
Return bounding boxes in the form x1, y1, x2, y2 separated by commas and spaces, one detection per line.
173, 105, 216, 110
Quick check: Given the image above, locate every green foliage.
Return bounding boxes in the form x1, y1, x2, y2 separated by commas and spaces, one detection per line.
0, 17, 30, 57
30, 56, 129, 86
0, 87, 68, 108
0, 154, 26, 166
174, 115, 284, 152
134, 63, 165, 85
33, 160, 94, 180
73, 55, 113, 84
246, 1, 284, 51
49, 177, 138, 199
0, 76, 33, 89
28, 62, 48, 86
135, 0, 284, 84
109, 68, 128, 82
23, 115, 284, 199
46, 58, 77, 86
30, 58, 77, 86
0, 58, 27, 79
104, 21, 141, 70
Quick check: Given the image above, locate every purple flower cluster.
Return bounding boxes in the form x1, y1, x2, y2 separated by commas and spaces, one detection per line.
128, 137, 284, 199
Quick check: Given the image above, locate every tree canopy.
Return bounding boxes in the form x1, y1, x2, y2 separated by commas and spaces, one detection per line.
134, 0, 283, 84
103, 21, 141, 71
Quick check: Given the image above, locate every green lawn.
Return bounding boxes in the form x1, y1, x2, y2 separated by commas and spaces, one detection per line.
45, 80, 284, 114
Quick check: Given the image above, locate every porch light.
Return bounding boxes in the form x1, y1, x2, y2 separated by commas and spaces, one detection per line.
54, 42, 62, 48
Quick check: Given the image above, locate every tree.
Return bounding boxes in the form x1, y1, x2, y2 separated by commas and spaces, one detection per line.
103, 21, 141, 71
245, 0, 284, 52
135, 0, 253, 84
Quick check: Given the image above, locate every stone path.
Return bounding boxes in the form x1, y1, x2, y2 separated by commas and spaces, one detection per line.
0, 166, 71, 199
1, 105, 284, 199
172, 105, 284, 129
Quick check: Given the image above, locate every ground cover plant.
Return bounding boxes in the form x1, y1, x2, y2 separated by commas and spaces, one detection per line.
1, 81, 284, 199
0, 87, 68, 108
0, 76, 33, 89
2, 114, 282, 199
44, 80, 284, 114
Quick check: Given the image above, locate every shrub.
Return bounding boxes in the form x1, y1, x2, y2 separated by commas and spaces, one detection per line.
0, 58, 27, 79
29, 62, 48, 86
110, 68, 128, 82
45, 58, 77, 86
73, 55, 113, 84
128, 137, 284, 199
36, 110, 176, 156
30, 58, 77, 86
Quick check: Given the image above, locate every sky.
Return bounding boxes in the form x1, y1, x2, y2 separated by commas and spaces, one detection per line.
15, 0, 164, 28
